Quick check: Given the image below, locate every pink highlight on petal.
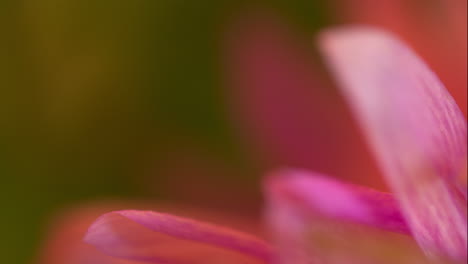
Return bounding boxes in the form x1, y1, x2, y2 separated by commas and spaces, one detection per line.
84, 210, 273, 264
320, 27, 467, 260
265, 169, 410, 234
264, 169, 431, 264
36, 202, 266, 264
332, 0, 467, 116
35, 203, 144, 264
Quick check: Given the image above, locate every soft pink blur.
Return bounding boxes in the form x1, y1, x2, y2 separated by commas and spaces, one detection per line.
35, 202, 264, 264
225, 10, 386, 190
35, 3, 467, 263
333, 0, 467, 115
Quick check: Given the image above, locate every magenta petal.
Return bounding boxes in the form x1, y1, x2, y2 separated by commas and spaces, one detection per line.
264, 169, 432, 264
320, 27, 467, 260
84, 210, 272, 264
265, 169, 409, 234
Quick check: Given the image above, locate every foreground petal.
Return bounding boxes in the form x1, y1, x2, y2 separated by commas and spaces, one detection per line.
36, 203, 143, 264
332, 0, 467, 115
264, 170, 435, 264
84, 210, 272, 264
320, 27, 467, 261
36, 201, 265, 264
266, 169, 409, 234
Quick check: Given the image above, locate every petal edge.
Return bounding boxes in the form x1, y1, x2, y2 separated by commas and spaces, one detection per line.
84, 210, 272, 264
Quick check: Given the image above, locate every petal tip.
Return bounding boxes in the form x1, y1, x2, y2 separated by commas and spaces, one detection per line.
82, 211, 121, 247
318, 25, 399, 51
318, 24, 467, 261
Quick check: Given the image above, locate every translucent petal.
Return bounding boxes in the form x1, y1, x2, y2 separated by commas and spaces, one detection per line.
84, 210, 272, 264
264, 170, 436, 264
320, 26, 467, 260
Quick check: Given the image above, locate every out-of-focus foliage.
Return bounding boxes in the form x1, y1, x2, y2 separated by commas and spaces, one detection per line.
0, 1, 330, 263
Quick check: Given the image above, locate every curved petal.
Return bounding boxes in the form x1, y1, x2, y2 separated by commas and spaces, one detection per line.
265, 169, 409, 234
35, 202, 151, 264
264, 169, 433, 264
319, 27, 467, 260
35, 202, 266, 264
332, 0, 467, 115
84, 210, 272, 264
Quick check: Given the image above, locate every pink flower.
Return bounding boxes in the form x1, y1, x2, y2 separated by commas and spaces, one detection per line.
83, 27, 467, 263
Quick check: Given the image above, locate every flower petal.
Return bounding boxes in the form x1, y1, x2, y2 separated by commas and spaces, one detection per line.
36, 202, 266, 264
84, 210, 272, 264
319, 27, 467, 260
265, 169, 409, 234
36, 203, 144, 264
332, 0, 467, 115
264, 169, 434, 264
36, 201, 266, 264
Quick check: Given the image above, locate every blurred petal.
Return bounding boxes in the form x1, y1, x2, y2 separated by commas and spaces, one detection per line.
266, 169, 409, 234
35, 203, 147, 264
320, 27, 467, 260
264, 170, 434, 264
35, 202, 266, 264
84, 210, 272, 264
225, 10, 385, 189
332, 0, 467, 115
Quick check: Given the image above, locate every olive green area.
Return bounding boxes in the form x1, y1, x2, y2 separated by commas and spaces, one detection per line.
0, 1, 330, 263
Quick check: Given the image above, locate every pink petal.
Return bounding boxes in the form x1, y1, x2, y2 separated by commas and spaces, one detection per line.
84, 210, 272, 264
332, 0, 467, 116
266, 169, 410, 234
264, 169, 433, 264
35, 202, 266, 264
320, 27, 467, 260
35, 203, 145, 264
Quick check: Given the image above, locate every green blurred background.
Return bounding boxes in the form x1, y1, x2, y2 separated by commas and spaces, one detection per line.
1, 1, 331, 263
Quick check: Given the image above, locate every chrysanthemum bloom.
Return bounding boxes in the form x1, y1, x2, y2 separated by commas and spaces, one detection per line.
83, 27, 467, 264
